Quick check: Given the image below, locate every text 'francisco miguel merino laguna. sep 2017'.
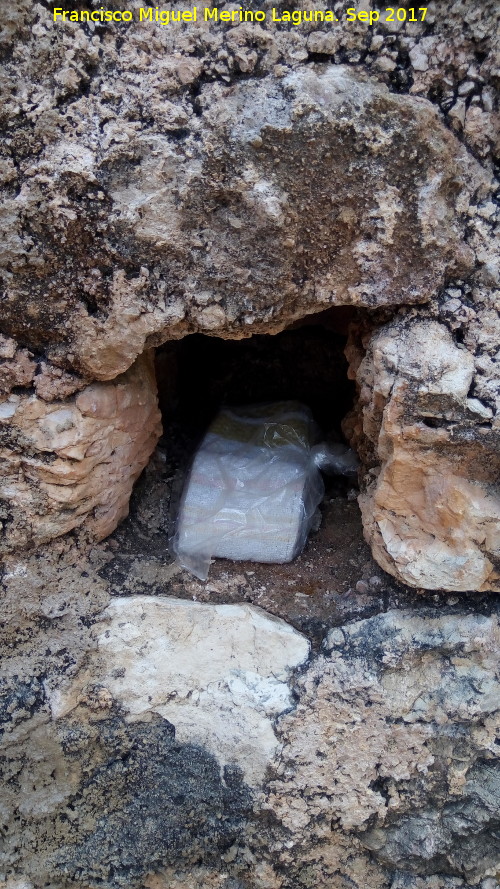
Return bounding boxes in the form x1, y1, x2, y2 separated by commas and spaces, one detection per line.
52, 7, 429, 26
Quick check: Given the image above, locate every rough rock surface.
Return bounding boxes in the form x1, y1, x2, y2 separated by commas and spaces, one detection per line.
0, 1, 498, 594
1, 2, 500, 887
0, 22, 488, 379
261, 608, 500, 887
0, 351, 161, 552
49, 597, 310, 786
1, 539, 499, 889
347, 319, 500, 591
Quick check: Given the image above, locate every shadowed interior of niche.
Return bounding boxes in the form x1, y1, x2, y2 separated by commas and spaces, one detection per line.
155, 305, 357, 446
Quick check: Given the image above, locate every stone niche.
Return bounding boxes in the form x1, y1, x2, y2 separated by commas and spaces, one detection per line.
1, 67, 499, 592
1, 307, 499, 594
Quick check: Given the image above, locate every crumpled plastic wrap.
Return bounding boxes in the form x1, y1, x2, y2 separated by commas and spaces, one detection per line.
311, 442, 359, 479
174, 401, 358, 580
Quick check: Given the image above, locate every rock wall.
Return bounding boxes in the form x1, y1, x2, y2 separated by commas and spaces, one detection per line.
1, 4, 493, 379
2, 547, 500, 889
1, 2, 499, 591
0, 58, 488, 379
1, 3, 500, 888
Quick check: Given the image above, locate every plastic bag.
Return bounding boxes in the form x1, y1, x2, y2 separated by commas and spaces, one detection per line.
173, 401, 356, 580
311, 442, 359, 479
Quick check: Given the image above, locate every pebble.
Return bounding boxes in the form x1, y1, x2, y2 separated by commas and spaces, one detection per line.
409, 46, 428, 71
458, 80, 475, 96
374, 55, 397, 73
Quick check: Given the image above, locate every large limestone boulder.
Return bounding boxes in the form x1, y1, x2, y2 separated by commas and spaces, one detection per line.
46, 597, 311, 787
1, 65, 486, 380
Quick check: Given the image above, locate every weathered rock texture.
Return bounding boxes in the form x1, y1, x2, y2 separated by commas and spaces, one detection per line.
0, 351, 161, 551
2, 562, 500, 888
0, 63, 487, 379
1, 3, 500, 887
49, 597, 310, 786
263, 608, 500, 887
346, 319, 500, 591
0, 1, 498, 594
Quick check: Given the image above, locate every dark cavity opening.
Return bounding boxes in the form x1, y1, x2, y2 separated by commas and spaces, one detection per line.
155, 306, 357, 448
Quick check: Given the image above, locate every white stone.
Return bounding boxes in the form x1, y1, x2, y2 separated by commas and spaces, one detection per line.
466, 397, 493, 420
409, 46, 428, 71
0, 401, 18, 419
49, 597, 310, 786
376, 320, 474, 398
